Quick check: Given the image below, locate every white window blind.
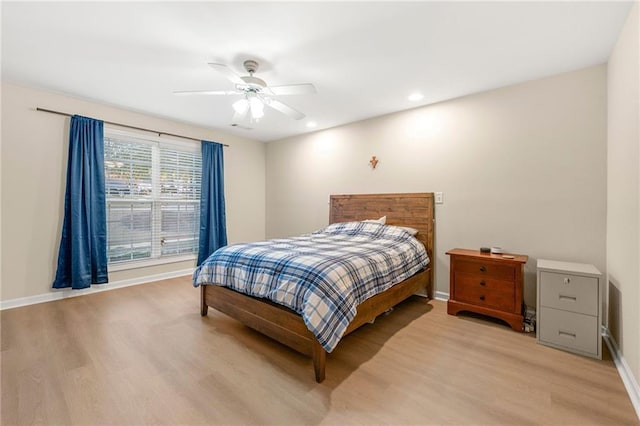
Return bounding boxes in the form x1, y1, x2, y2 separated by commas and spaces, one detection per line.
104, 132, 201, 265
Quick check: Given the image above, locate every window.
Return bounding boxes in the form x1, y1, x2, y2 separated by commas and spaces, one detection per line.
104, 130, 201, 266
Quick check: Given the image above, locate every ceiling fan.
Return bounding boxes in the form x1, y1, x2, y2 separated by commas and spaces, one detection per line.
174, 59, 316, 122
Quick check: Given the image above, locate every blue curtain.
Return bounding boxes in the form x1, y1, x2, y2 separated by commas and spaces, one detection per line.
52, 115, 108, 289
197, 141, 228, 265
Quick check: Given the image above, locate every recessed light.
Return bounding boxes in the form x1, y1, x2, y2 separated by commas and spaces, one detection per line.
306, 121, 317, 128
408, 93, 424, 101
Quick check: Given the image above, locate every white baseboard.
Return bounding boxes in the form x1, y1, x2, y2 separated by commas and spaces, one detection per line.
602, 326, 640, 420
434, 291, 449, 301
0, 268, 194, 311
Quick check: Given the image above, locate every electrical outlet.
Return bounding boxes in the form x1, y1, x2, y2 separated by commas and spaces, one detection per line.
435, 192, 444, 204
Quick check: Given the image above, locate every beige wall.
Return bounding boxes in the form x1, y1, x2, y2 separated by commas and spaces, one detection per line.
607, 3, 640, 384
1, 82, 266, 301
266, 65, 607, 307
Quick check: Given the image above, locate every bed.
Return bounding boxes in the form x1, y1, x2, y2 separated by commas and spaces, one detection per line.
196, 192, 435, 382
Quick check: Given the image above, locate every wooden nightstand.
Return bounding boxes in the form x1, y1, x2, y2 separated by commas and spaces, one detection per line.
446, 248, 528, 331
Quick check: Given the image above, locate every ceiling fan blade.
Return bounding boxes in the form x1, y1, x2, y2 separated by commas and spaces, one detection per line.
173, 90, 237, 95
269, 83, 316, 96
208, 63, 246, 86
267, 100, 305, 120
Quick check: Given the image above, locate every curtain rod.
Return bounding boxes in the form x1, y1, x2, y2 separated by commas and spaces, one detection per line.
36, 107, 229, 147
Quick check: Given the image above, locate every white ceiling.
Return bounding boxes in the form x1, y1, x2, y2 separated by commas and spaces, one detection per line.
1, 2, 633, 142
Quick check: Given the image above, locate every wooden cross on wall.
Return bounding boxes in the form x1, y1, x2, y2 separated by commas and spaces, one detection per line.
369, 156, 379, 169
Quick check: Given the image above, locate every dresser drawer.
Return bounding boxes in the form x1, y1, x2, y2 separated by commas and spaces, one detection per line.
454, 258, 515, 281
454, 272, 515, 312
538, 306, 598, 356
539, 271, 598, 315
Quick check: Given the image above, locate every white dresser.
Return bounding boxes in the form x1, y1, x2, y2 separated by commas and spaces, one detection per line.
536, 259, 602, 359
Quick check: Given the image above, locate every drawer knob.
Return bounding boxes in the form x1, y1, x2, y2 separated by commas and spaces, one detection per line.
479, 266, 487, 272
479, 295, 485, 301
480, 281, 486, 286
563, 277, 571, 285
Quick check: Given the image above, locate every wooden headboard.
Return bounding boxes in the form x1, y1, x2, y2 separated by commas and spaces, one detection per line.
329, 192, 435, 294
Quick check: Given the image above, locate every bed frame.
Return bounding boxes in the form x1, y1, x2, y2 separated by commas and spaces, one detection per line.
200, 192, 435, 382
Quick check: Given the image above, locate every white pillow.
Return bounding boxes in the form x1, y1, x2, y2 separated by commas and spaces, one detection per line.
362, 215, 386, 224
384, 224, 419, 236
398, 226, 419, 236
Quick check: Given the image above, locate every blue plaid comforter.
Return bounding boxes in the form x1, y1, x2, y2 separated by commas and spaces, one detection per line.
193, 221, 429, 352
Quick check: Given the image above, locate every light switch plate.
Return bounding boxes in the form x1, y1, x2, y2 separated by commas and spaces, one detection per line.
435, 192, 444, 204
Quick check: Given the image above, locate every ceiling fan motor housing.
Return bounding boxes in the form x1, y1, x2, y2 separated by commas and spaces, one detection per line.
240, 75, 267, 91
239, 60, 266, 92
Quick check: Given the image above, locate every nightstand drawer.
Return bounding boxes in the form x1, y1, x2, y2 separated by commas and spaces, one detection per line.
538, 307, 598, 355
454, 272, 515, 312
540, 271, 598, 315
455, 258, 515, 281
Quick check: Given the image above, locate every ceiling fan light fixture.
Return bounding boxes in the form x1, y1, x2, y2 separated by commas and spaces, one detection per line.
306, 121, 317, 128
249, 96, 264, 119
232, 98, 249, 114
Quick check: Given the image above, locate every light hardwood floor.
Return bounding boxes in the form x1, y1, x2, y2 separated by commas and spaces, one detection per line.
1, 276, 638, 425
